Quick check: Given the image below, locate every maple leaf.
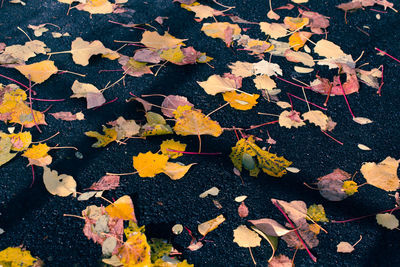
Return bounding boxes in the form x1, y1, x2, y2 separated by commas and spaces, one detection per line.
118, 55, 153, 77
173, 109, 223, 137
233, 225, 261, 247
133, 151, 169, 178
22, 143, 50, 159
105, 195, 137, 221
230, 136, 292, 177
140, 31, 186, 50
0, 247, 40, 267
43, 166, 76, 197
222, 91, 260, 110
15, 60, 58, 83
85, 126, 118, 148
160, 139, 187, 159
198, 214, 226, 236
163, 162, 196, 180
197, 74, 237, 96
201, 22, 241, 46
70, 37, 119, 66
360, 156, 399, 191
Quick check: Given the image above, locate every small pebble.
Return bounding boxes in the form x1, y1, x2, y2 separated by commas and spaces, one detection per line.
75, 151, 83, 159
376, 14, 381, 20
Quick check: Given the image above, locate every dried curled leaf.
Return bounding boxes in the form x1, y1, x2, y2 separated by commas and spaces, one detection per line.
133, 151, 169, 178
43, 166, 76, 197
361, 157, 399, 191
15, 60, 58, 83
222, 91, 259, 110
233, 225, 261, 247
174, 109, 223, 137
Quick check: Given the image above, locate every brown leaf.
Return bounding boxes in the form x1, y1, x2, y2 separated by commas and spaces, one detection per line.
249, 218, 292, 237
87, 175, 120, 191
317, 169, 351, 201
50, 111, 84, 121
161, 95, 194, 118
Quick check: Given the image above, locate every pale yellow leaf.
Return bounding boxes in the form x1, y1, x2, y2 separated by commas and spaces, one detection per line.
279, 110, 305, 129
259, 22, 287, 39
198, 214, 225, 236
70, 37, 119, 66
337, 242, 354, 253
294, 66, 314, 73
353, 117, 373, 125
43, 166, 76, 197
358, 144, 371, 151
228, 61, 254, 78
361, 157, 399, 191
302, 110, 329, 131
233, 225, 261, 247
314, 39, 346, 59
197, 74, 236, 95
140, 31, 186, 50
376, 213, 399, 230
162, 162, 196, 180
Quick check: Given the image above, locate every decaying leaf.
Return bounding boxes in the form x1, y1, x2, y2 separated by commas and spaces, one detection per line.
105, 195, 137, 221
87, 175, 120, 191
50, 111, 84, 121
133, 151, 169, 178
161, 95, 194, 118
70, 80, 106, 109
317, 169, 352, 201
238, 202, 249, 218
233, 225, 261, 247
141, 112, 173, 136
201, 22, 241, 46
361, 157, 399, 191
268, 254, 292, 267
118, 55, 153, 77
43, 166, 76, 197
222, 91, 260, 110
230, 136, 292, 177
198, 214, 225, 236
307, 204, 329, 222
337, 242, 355, 253
197, 74, 237, 95
376, 213, 399, 230
199, 187, 219, 198
70, 37, 119, 66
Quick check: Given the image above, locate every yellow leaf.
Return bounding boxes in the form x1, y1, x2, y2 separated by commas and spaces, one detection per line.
230, 136, 292, 177
76, 0, 114, 14
9, 131, 32, 151
174, 109, 223, 137
160, 46, 184, 64
133, 151, 169, 177
105, 195, 137, 221
307, 204, 329, 222
140, 31, 187, 50
228, 61, 254, 78
163, 162, 196, 180
342, 180, 358, 196
279, 110, 305, 129
314, 39, 345, 59
70, 37, 119, 66
283, 17, 309, 31
233, 225, 261, 247
141, 112, 173, 136
201, 22, 241, 41
43, 166, 76, 197
173, 105, 193, 119
302, 110, 329, 131
197, 74, 236, 96
181, 3, 221, 20
160, 139, 187, 159
9, 102, 47, 128
15, 60, 58, 84
360, 156, 399, 191
22, 143, 50, 159
222, 91, 259, 110
118, 231, 151, 267
0, 133, 17, 167
0, 87, 27, 114
0, 247, 38, 267
259, 22, 287, 39
198, 214, 225, 236
289, 31, 312, 51
85, 126, 117, 148
376, 213, 399, 230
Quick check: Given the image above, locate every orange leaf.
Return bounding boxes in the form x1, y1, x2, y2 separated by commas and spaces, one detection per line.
132, 151, 169, 177
174, 109, 223, 137
289, 32, 312, 51
222, 91, 259, 110
15, 60, 58, 83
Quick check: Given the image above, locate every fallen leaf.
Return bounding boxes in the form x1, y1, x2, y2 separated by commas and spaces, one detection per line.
223, 91, 260, 110
70, 80, 106, 109
268, 254, 292, 266
342, 180, 358, 196
174, 109, 223, 137
117, 231, 151, 266
181, 3, 224, 21
289, 31, 312, 51
141, 112, 173, 136
28, 24, 49, 37
15, 60, 58, 84
43, 166, 76, 197
162, 162, 196, 180
233, 225, 261, 247
85, 126, 117, 148
314, 39, 346, 59
133, 49, 161, 63
0, 134, 17, 167
198, 214, 225, 236
107, 116, 140, 140
279, 110, 306, 129
0, 40, 48, 65
201, 22, 241, 46
284, 50, 315, 67
317, 169, 351, 201
87, 175, 120, 191
22, 143, 50, 159
105, 195, 137, 221
284, 17, 309, 31
361, 156, 399, 191
235, 195, 247, 202
199, 187, 220, 198
276, 101, 292, 109
0, 247, 39, 267
50, 111, 84, 121
353, 117, 373, 125
358, 144, 371, 151
307, 204, 329, 222
253, 75, 277, 91
160, 139, 187, 159
376, 213, 399, 230
337, 242, 355, 253
294, 66, 314, 73
133, 151, 169, 178
161, 95, 194, 118
253, 60, 283, 76
228, 61, 254, 78
249, 218, 292, 237
272, 198, 307, 226
118, 55, 153, 77
75, 0, 114, 14
70, 37, 119, 66
259, 22, 287, 39
9, 131, 32, 151
302, 110, 329, 131
286, 167, 300, 173
238, 202, 249, 218
140, 31, 186, 50
197, 74, 237, 95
